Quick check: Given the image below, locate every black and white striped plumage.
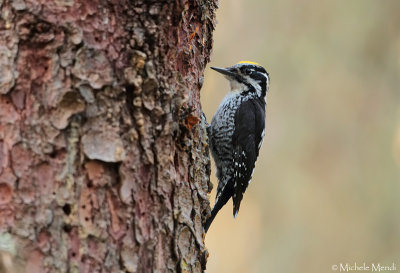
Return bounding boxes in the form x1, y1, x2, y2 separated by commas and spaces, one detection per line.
205, 61, 270, 232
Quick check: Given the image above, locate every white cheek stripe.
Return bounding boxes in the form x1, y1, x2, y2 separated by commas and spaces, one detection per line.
243, 75, 262, 97
261, 72, 270, 91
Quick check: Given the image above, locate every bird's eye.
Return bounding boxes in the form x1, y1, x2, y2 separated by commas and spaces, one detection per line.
244, 68, 252, 75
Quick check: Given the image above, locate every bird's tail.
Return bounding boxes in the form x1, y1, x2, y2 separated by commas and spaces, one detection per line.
204, 190, 231, 233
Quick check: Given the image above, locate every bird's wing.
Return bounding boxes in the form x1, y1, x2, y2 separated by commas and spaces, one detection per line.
232, 99, 265, 217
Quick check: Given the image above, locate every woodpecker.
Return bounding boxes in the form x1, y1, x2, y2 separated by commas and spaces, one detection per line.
205, 61, 270, 232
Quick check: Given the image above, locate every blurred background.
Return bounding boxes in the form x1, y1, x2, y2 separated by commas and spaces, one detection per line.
201, 0, 400, 272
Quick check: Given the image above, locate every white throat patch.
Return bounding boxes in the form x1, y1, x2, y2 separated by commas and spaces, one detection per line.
228, 79, 247, 94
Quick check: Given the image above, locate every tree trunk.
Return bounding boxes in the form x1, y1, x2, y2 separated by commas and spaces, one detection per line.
0, 1, 217, 272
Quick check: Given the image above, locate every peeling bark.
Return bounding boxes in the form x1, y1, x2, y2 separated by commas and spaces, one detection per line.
0, 1, 217, 272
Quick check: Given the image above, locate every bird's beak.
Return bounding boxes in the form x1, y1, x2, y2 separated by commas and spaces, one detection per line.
211, 67, 236, 78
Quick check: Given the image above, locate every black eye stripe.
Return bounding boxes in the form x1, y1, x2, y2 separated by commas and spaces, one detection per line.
228, 63, 269, 89
254, 74, 267, 82
238, 65, 266, 74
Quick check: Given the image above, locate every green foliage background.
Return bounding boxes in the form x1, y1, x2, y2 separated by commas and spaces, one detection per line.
202, 1, 400, 272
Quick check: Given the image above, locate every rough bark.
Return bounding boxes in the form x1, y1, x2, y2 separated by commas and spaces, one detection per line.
0, 1, 217, 272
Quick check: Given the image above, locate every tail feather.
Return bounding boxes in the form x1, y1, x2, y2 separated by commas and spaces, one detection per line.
232, 190, 244, 218
204, 189, 232, 233
204, 209, 217, 233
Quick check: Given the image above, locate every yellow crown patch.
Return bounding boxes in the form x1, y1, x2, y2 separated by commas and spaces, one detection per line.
238, 61, 261, 66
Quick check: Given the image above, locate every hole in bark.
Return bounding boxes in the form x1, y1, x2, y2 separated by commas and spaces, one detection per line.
84, 217, 89, 222
191, 209, 196, 218
82, 205, 86, 209
174, 153, 179, 167
62, 204, 71, 215
49, 150, 58, 158
71, 252, 76, 257
125, 85, 134, 118
63, 224, 72, 233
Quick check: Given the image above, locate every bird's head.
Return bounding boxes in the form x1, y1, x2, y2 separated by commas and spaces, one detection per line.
211, 61, 270, 97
